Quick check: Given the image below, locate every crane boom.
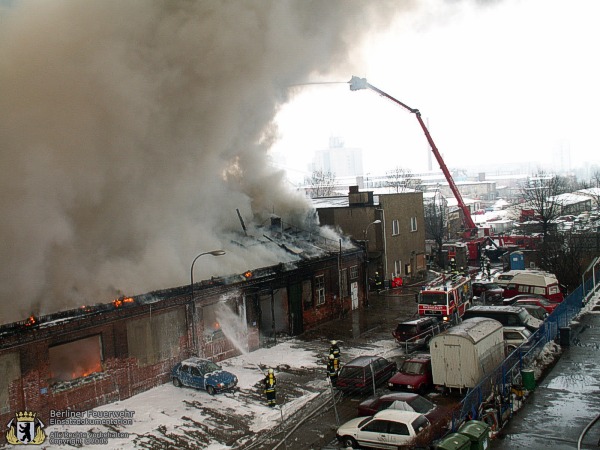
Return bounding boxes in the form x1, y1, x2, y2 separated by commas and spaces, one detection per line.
349, 76, 478, 233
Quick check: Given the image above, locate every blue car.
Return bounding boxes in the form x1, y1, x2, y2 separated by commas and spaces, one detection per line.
171, 357, 238, 395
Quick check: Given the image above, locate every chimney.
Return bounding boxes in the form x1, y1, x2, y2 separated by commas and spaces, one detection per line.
348, 186, 374, 206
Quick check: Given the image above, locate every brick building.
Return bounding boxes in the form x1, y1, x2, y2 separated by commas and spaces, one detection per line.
0, 229, 364, 439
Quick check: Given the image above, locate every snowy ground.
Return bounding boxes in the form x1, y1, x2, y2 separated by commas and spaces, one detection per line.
12, 338, 392, 450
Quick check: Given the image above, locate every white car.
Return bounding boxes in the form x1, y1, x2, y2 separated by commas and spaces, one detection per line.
503, 326, 533, 354
336, 409, 430, 449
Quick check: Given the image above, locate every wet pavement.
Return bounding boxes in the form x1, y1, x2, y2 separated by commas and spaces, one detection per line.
491, 297, 600, 449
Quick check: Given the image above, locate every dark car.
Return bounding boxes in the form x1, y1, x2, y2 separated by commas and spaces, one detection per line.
472, 281, 504, 304
171, 357, 238, 395
502, 293, 547, 306
392, 317, 446, 350
336, 356, 397, 393
515, 297, 558, 314
387, 354, 433, 393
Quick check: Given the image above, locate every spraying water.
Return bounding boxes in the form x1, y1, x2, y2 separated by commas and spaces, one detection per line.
214, 292, 250, 356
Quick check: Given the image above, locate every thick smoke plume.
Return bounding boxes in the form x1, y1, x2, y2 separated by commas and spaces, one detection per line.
0, 0, 404, 324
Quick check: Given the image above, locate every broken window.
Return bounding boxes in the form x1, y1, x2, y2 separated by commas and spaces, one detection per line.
49, 335, 103, 383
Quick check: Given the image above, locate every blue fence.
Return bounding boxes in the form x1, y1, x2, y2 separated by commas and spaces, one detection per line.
453, 262, 600, 431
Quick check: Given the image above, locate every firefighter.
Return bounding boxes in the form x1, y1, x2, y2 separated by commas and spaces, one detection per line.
327, 353, 339, 385
374, 272, 383, 292
263, 368, 277, 407
329, 340, 340, 363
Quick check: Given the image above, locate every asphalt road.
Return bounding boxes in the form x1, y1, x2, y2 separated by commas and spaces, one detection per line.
274, 287, 423, 449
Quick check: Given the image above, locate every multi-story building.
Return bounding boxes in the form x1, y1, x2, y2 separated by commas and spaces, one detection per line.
313, 186, 427, 289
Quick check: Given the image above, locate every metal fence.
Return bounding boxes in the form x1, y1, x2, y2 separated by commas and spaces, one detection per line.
452, 259, 600, 432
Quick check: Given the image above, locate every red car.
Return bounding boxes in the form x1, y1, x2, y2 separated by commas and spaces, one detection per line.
357, 393, 451, 442
387, 354, 433, 393
515, 297, 558, 314
357, 392, 443, 421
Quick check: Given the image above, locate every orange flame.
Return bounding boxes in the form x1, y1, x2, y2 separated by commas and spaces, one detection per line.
25, 315, 36, 326
112, 297, 134, 308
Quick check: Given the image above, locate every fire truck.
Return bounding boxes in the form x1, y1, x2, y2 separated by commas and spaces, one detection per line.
417, 274, 473, 324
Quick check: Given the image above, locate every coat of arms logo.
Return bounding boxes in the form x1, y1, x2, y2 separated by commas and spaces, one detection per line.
6, 411, 46, 445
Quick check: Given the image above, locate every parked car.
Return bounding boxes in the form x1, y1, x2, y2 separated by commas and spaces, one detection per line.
520, 304, 549, 321
502, 293, 547, 306
392, 317, 446, 350
357, 392, 442, 421
336, 409, 430, 449
503, 326, 533, 354
336, 355, 397, 394
515, 297, 558, 314
388, 354, 433, 393
171, 357, 238, 395
472, 281, 504, 304
461, 305, 543, 332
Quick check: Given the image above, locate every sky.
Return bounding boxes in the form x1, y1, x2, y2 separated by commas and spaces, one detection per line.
272, 0, 600, 182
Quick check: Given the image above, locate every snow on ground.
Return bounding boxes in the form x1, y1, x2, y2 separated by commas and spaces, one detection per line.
13, 339, 382, 450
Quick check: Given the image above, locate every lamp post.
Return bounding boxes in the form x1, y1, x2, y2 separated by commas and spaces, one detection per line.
189, 250, 226, 355
364, 220, 381, 305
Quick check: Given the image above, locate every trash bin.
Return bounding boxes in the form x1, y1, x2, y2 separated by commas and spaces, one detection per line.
559, 326, 571, 347
521, 368, 536, 391
435, 432, 471, 450
457, 420, 490, 450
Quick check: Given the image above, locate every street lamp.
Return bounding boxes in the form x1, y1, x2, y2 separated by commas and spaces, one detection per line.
189, 250, 226, 355
364, 220, 382, 305
190, 250, 226, 300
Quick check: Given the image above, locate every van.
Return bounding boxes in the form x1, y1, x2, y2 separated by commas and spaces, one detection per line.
503, 271, 563, 303
494, 269, 549, 287
336, 356, 397, 393
461, 306, 543, 332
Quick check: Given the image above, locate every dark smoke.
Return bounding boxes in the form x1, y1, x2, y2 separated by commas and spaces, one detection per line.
0, 0, 407, 324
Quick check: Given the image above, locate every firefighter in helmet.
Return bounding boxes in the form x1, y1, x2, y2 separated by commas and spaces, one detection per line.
329, 340, 340, 363
327, 353, 339, 385
263, 368, 277, 407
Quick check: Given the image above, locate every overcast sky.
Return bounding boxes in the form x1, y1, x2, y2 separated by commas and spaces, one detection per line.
272, 0, 600, 182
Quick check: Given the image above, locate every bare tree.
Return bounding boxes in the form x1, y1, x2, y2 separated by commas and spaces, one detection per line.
541, 231, 594, 292
304, 170, 336, 198
385, 167, 422, 193
519, 171, 569, 239
424, 190, 447, 268
592, 170, 600, 188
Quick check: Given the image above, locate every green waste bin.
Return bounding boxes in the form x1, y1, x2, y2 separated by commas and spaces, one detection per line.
521, 368, 536, 390
457, 420, 490, 450
435, 432, 471, 450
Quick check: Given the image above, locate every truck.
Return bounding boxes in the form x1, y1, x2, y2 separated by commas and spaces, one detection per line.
429, 317, 504, 392
417, 274, 473, 324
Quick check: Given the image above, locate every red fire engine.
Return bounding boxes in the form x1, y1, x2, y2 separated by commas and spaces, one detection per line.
417, 274, 473, 324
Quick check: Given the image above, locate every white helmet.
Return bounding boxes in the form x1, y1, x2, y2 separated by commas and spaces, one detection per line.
331, 340, 337, 345
268, 368, 274, 374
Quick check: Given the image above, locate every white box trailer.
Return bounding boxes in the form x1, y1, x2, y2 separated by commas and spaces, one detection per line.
430, 317, 505, 391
